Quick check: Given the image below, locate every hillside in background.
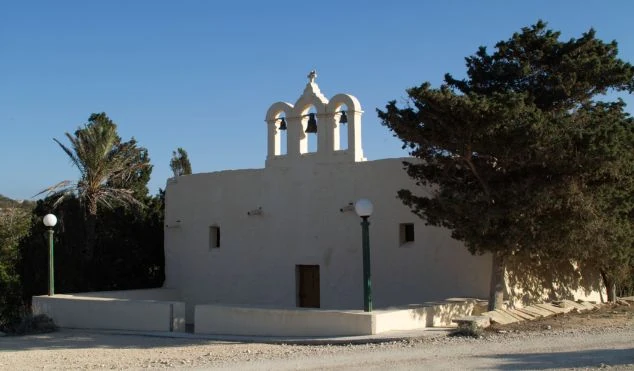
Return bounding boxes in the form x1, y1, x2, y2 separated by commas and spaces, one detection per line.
0, 194, 36, 210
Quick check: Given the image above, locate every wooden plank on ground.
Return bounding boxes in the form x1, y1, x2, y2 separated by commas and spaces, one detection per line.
528, 305, 558, 317
507, 308, 535, 320
578, 301, 597, 311
534, 303, 566, 314
559, 299, 587, 311
546, 302, 575, 314
519, 306, 551, 317
499, 309, 524, 322
482, 310, 516, 325
494, 309, 521, 324
515, 307, 543, 318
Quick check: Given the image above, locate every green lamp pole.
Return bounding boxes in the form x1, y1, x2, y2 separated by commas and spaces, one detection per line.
355, 199, 374, 312
43, 214, 57, 296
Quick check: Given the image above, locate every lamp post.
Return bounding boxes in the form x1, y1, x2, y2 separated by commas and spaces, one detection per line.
43, 214, 57, 296
354, 199, 373, 312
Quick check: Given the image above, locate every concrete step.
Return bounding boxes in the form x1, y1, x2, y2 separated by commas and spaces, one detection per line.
456, 299, 600, 329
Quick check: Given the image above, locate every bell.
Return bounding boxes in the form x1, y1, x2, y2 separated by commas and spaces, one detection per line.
305, 113, 318, 133
339, 111, 348, 124
278, 117, 287, 130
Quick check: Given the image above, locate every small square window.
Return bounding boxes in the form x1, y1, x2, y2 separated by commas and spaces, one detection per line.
209, 226, 220, 249
399, 223, 415, 246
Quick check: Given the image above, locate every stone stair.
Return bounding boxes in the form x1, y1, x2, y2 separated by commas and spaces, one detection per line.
480, 300, 599, 325
453, 299, 599, 328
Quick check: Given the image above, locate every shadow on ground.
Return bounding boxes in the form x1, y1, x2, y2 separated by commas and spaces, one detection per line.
477, 347, 634, 370
0, 329, 234, 351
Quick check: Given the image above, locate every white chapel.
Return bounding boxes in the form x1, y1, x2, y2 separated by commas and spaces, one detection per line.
163, 72, 493, 323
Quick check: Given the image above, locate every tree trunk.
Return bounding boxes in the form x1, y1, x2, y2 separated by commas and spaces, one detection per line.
83, 209, 98, 291
600, 269, 617, 303
84, 211, 97, 263
488, 251, 505, 311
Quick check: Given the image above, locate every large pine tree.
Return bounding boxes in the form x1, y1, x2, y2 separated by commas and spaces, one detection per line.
378, 21, 634, 308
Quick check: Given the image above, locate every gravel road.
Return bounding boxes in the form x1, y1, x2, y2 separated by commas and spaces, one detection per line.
1, 325, 633, 370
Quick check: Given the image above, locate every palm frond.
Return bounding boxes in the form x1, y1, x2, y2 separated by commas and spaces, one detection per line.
54, 137, 85, 175
34, 180, 77, 209
44, 113, 149, 217
34, 180, 73, 197
97, 187, 146, 210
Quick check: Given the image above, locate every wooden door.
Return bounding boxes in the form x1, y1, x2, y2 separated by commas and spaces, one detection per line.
297, 265, 320, 308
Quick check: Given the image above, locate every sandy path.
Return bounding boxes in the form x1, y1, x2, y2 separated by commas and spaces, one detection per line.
1, 326, 633, 370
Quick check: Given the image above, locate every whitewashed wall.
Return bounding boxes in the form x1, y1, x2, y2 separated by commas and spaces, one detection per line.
164, 157, 493, 322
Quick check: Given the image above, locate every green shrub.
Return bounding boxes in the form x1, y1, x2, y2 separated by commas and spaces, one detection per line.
13, 314, 58, 335
0, 207, 31, 330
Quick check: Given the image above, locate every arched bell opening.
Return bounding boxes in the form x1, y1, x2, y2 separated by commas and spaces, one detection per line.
265, 101, 294, 160
275, 114, 288, 155
334, 104, 349, 151
327, 93, 363, 161
301, 106, 318, 154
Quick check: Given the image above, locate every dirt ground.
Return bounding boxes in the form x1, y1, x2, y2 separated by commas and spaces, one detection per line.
489, 301, 634, 333
0, 302, 633, 370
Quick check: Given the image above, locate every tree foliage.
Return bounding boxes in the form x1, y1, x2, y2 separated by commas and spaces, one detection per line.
18, 193, 165, 300
2, 114, 165, 329
378, 21, 634, 307
170, 147, 192, 177
0, 207, 31, 328
0, 195, 36, 210
39, 113, 151, 261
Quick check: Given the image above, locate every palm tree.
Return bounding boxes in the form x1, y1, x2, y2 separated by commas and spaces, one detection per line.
39, 113, 149, 262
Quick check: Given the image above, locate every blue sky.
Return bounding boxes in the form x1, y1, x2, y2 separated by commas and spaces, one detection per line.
2, 0, 633, 200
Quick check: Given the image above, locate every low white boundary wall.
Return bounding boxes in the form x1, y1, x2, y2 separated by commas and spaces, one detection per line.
195, 299, 479, 336
373, 299, 479, 333
68, 288, 182, 301
33, 288, 185, 332
196, 305, 373, 336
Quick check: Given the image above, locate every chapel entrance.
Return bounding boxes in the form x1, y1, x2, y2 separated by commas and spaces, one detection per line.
296, 265, 320, 308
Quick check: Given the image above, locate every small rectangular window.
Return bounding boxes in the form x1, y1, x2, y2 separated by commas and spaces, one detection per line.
209, 226, 220, 249
399, 223, 415, 246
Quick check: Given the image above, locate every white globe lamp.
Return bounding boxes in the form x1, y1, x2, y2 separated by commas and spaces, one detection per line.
43, 214, 58, 227
354, 199, 374, 217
